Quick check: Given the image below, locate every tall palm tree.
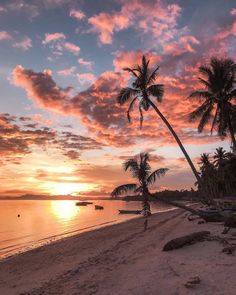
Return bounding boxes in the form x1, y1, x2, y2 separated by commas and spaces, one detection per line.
117, 55, 201, 185
189, 57, 236, 152
111, 153, 168, 230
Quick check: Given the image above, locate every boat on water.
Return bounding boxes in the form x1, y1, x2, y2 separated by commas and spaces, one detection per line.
95, 205, 104, 210
118, 209, 142, 215
75, 201, 93, 206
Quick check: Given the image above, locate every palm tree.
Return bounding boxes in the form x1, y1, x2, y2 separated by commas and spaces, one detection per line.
117, 55, 201, 186
213, 147, 230, 169
189, 57, 236, 152
198, 153, 218, 201
111, 153, 168, 230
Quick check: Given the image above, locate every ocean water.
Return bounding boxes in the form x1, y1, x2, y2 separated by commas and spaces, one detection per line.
0, 200, 172, 259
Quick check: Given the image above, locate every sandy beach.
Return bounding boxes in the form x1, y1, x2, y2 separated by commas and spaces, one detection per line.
0, 207, 235, 295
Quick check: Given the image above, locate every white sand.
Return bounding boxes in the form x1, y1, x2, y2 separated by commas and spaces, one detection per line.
0, 208, 235, 295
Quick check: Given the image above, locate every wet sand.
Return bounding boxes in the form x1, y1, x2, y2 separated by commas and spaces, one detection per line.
0, 208, 235, 295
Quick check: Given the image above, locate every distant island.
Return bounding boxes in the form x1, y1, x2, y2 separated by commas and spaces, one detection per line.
0, 190, 198, 201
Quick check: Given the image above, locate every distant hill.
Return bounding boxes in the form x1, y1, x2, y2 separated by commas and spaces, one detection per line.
0, 194, 111, 201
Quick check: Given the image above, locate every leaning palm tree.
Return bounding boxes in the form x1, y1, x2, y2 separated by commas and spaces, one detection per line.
189, 57, 236, 152
111, 153, 168, 230
117, 55, 201, 186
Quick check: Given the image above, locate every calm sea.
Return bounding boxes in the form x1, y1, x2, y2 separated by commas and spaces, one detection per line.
0, 200, 172, 259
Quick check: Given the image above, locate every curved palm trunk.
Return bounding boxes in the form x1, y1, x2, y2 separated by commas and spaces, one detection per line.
145, 190, 202, 217
147, 99, 201, 183
228, 119, 236, 153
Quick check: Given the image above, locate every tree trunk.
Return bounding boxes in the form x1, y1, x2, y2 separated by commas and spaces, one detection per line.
147, 98, 201, 183
228, 119, 236, 154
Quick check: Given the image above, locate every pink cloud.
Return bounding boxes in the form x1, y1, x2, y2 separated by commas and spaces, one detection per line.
13, 36, 32, 51
78, 58, 93, 69
12, 63, 223, 149
0, 31, 12, 41
89, 12, 130, 44
76, 73, 96, 85
214, 22, 236, 40
57, 66, 76, 76
42, 32, 66, 44
164, 35, 200, 56
114, 50, 161, 71
231, 8, 236, 16
69, 9, 85, 20
64, 42, 80, 55
0, 6, 7, 12
12, 65, 71, 112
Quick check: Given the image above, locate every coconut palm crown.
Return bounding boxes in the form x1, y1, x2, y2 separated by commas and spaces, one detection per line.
189, 57, 236, 151
111, 153, 168, 215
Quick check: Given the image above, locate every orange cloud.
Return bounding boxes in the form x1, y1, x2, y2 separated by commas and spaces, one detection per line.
89, 12, 130, 44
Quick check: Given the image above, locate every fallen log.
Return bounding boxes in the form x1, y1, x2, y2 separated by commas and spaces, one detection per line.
163, 231, 210, 251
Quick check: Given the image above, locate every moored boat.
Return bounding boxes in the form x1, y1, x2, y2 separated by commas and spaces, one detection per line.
118, 209, 142, 215
95, 205, 104, 210
75, 201, 92, 206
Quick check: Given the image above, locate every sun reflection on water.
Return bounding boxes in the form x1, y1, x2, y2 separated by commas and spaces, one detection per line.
50, 201, 79, 220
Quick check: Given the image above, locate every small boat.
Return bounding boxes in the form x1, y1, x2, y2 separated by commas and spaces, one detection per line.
75, 201, 91, 206
119, 210, 142, 215
95, 205, 104, 210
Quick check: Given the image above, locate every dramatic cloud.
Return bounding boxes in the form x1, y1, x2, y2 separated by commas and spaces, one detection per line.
0, 113, 103, 165
12, 65, 71, 111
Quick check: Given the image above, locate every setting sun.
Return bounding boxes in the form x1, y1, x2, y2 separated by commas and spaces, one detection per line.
50, 200, 78, 220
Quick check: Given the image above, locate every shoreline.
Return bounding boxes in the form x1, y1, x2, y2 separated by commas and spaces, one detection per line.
0, 207, 235, 295
0, 205, 178, 261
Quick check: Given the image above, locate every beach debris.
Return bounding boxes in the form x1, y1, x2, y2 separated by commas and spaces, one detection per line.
163, 231, 210, 251
222, 244, 236, 255
184, 276, 201, 288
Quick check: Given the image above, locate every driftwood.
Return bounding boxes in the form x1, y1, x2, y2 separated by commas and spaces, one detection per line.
224, 215, 236, 228
163, 231, 210, 251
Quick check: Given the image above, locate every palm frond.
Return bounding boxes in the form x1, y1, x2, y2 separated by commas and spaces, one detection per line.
127, 97, 138, 123
111, 184, 137, 197
147, 168, 168, 185
147, 84, 164, 102
123, 67, 139, 78
123, 159, 139, 178
189, 101, 212, 122
117, 88, 137, 105
147, 66, 160, 85
188, 90, 212, 100
198, 104, 214, 132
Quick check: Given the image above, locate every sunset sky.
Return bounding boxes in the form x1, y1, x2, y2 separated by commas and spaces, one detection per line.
0, 0, 235, 197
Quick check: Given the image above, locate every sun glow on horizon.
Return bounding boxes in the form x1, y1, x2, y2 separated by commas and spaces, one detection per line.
42, 182, 94, 196
50, 200, 78, 220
